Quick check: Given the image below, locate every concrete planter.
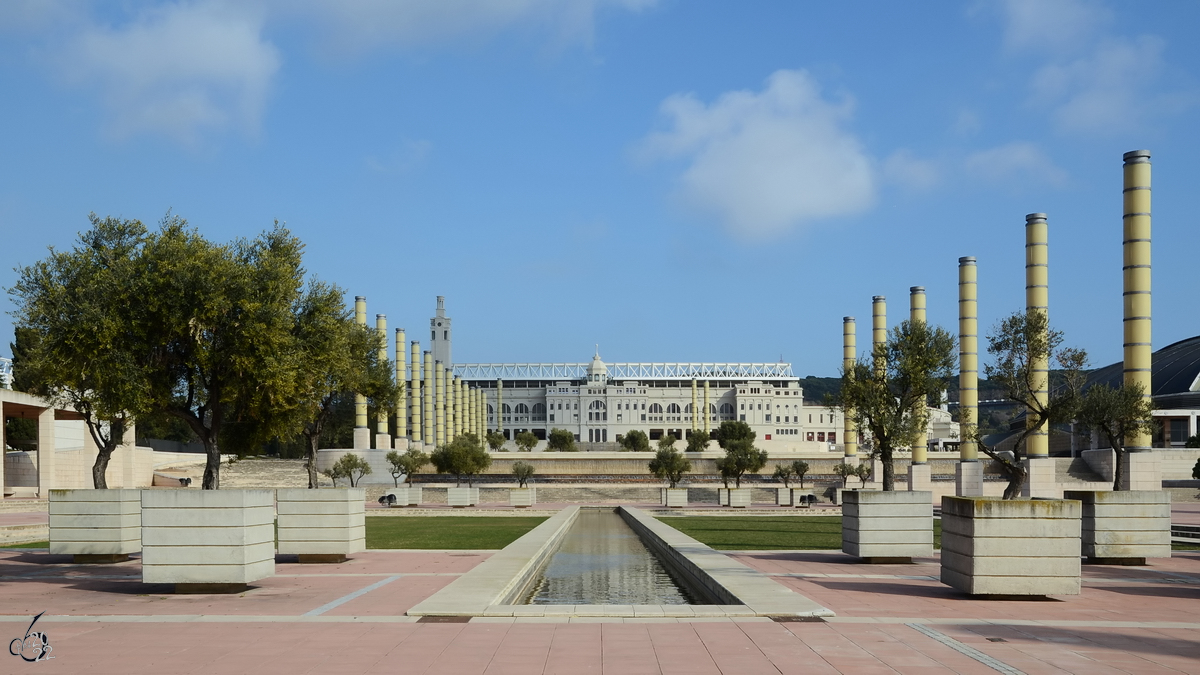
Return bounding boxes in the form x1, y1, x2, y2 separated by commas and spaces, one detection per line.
406, 486, 423, 506
834, 486, 876, 505
727, 488, 752, 508
940, 496, 1081, 596
509, 487, 536, 508
49, 489, 141, 563
447, 486, 480, 507
791, 489, 814, 508
776, 487, 794, 506
662, 488, 688, 508
141, 489, 275, 593
717, 488, 729, 506
842, 490, 933, 563
276, 488, 365, 563
1063, 490, 1170, 564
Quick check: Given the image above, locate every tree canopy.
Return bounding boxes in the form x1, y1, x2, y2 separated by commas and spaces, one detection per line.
714, 420, 755, 449
831, 319, 956, 491
430, 433, 492, 486
649, 446, 691, 489
685, 430, 710, 453
714, 440, 767, 488
1076, 382, 1155, 491
515, 430, 538, 453
620, 429, 650, 452
546, 428, 577, 452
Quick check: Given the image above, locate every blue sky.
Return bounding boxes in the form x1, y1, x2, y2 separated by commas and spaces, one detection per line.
1, 0, 1197, 377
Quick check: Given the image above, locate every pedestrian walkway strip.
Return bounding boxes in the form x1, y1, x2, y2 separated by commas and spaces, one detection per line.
906, 622, 1025, 675
303, 575, 402, 616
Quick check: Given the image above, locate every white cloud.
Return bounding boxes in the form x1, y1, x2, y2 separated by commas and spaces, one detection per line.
999, 0, 1109, 55
883, 150, 939, 192
964, 142, 1068, 187
639, 69, 875, 240
277, 0, 656, 55
57, 3, 280, 144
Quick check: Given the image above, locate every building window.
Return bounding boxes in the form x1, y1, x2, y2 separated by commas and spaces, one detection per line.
765, 415, 771, 422
740, 414, 746, 421
817, 432, 825, 442
828, 432, 836, 443
806, 432, 814, 441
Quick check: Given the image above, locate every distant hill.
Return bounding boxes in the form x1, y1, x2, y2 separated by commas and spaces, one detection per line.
799, 376, 840, 405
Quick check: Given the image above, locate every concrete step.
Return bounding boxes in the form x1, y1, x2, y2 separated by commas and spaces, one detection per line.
1056, 457, 1106, 483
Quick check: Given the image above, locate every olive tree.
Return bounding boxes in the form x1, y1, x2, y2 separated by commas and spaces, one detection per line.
832, 319, 956, 491
714, 439, 767, 488
332, 454, 372, 487
431, 433, 492, 486
546, 428, 577, 452
685, 430, 710, 453
386, 448, 429, 487
486, 431, 506, 452
620, 429, 650, 452
1076, 382, 1156, 491
515, 430, 538, 452
512, 460, 535, 488
649, 446, 691, 488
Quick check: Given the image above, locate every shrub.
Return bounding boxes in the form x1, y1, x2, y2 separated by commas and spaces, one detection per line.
486, 431, 507, 452
685, 430, 711, 453
620, 429, 650, 452
512, 460, 535, 488
331, 453, 372, 487
546, 428, 577, 452
515, 431, 538, 453
431, 436, 492, 486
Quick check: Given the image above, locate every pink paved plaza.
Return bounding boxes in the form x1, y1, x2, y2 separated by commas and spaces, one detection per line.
1, 505, 1198, 674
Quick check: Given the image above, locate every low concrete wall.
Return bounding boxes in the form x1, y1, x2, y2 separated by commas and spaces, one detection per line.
842, 490, 933, 560
48, 488, 140, 557
940, 496, 1081, 596
142, 489, 275, 586
277, 488, 365, 558
1064, 490, 1170, 562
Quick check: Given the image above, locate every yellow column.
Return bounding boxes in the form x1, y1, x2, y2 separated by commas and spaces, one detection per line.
395, 328, 407, 441
959, 258, 979, 461
467, 387, 475, 440
454, 376, 464, 440
1123, 150, 1153, 453
843, 317, 858, 460
435, 361, 446, 446
422, 351, 433, 446
375, 314, 388, 439
352, 296, 369, 449
478, 389, 486, 438
910, 287, 928, 465
872, 296, 887, 377
691, 379, 698, 433
496, 379, 504, 434
1025, 213, 1050, 458
410, 342, 421, 444
703, 380, 711, 435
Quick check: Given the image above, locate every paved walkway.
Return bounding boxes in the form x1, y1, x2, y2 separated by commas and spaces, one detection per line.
2, 539, 1198, 673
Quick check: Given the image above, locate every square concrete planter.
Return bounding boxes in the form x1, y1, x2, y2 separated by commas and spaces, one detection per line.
1063, 490, 1170, 564
727, 488, 752, 508
662, 488, 688, 508
509, 487, 537, 508
49, 489, 141, 563
842, 490, 933, 563
277, 488, 365, 563
940, 496, 1081, 596
717, 488, 729, 506
776, 487, 794, 506
405, 486, 423, 506
447, 486, 479, 507
141, 489, 275, 593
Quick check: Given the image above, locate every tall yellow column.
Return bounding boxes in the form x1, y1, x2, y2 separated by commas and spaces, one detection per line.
957, 257, 983, 495
422, 351, 433, 446
375, 315, 389, 447
872, 296, 887, 377
395, 328, 407, 443
1025, 213, 1050, 458
410, 342, 421, 445
1123, 150, 1157, 489
496, 379, 504, 435
453, 376, 464, 440
690, 379, 698, 433
467, 387, 475, 440
478, 389, 486, 438
352, 296, 369, 449
843, 317, 858, 460
909, 287, 928, 465
703, 380, 711, 435
435, 361, 446, 446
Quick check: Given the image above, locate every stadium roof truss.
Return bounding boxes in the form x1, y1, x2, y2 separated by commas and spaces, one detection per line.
451, 362, 795, 381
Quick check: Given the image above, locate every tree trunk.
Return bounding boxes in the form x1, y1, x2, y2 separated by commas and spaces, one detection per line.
202, 436, 221, 490
881, 448, 894, 491
92, 446, 112, 489
305, 432, 320, 489
1000, 462, 1026, 500
1113, 449, 1125, 492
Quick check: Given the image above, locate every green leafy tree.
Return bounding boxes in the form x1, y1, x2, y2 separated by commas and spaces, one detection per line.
714, 420, 755, 449
686, 430, 710, 453
657, 434, 677, 452
322, 466, 344, 487
832, 319, 956, 491
512, 460, 535, 488
8, 215, 148, 489
791, 460, 810, 488
386, 448, 429, 487
546, 428, 577, 452
515, 430, 538, 453
486, 431, 506, 452
131, 217, 315, 489
620, 429, 650, 452
772, 464, 794, 487
290, 284, 396, 487
854, 463, 871, 487
332, 453, 372, 487
1187, 436, 1200, 449
714, 440, 767, 488
649, 446, 691, 488
833, 462, 856, 488
1076, 382, 1156, 491
431, 433, 492, 486
978, 310, 1088, 499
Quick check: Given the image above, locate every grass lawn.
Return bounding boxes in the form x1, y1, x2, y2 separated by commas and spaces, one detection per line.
0, 541, 48, 549
658, 516, 943, 551
365, 516, 547, 549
